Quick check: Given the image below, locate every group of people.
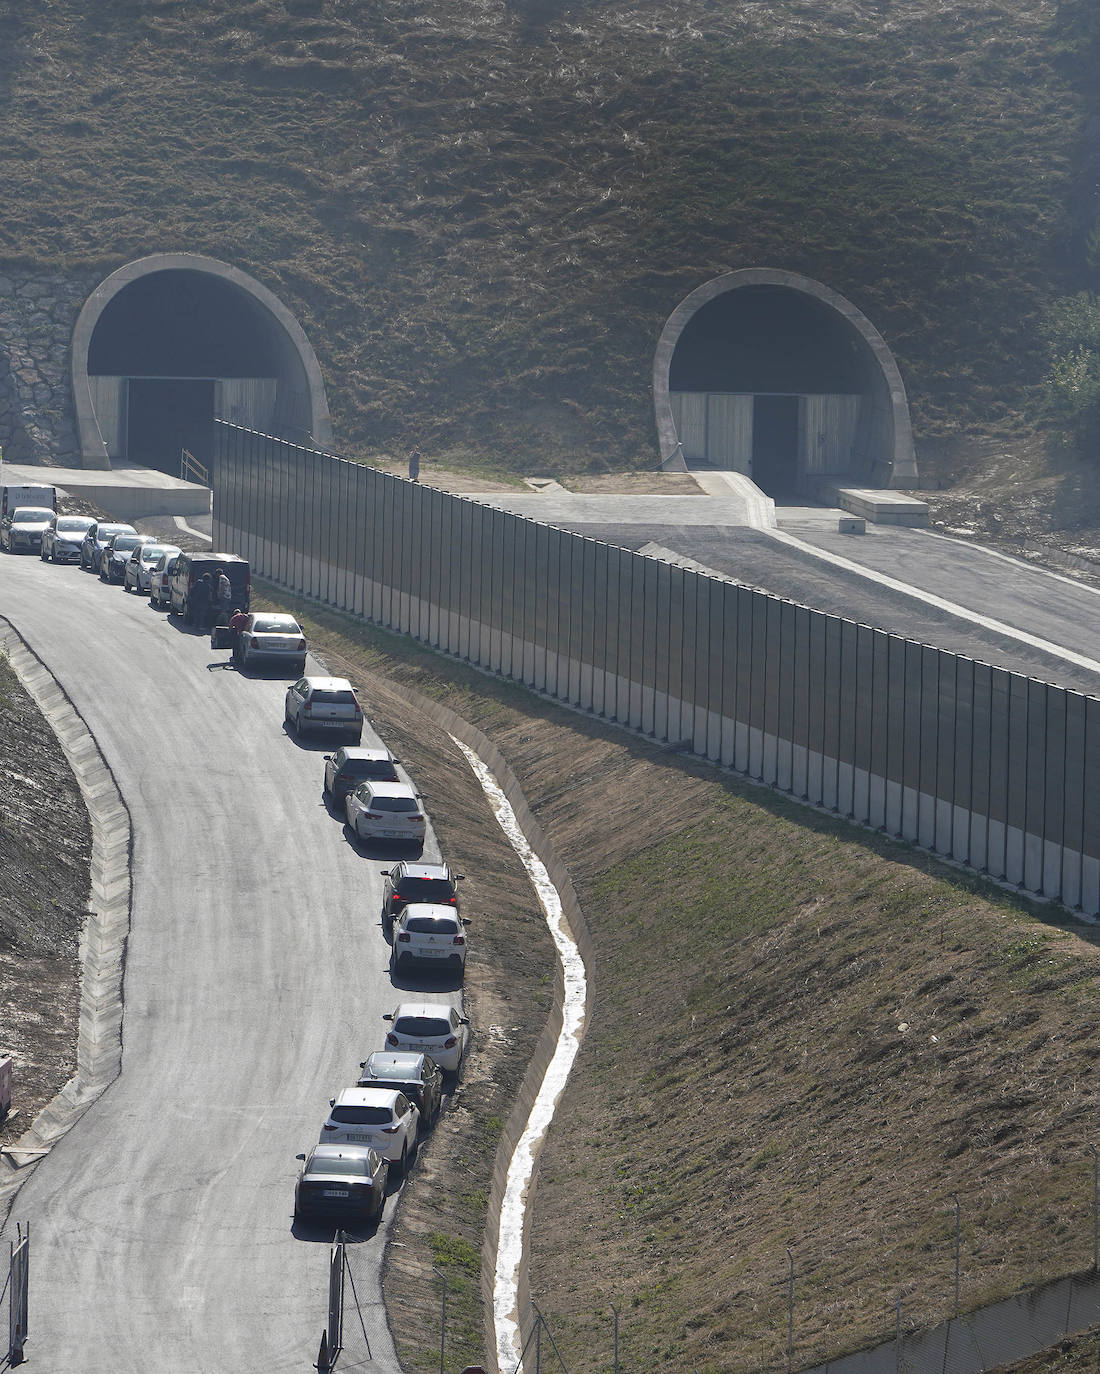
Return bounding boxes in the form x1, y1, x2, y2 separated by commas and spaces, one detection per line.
187, 569, 234, 631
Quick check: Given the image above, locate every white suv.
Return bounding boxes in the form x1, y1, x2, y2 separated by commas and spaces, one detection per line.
391, 904, 469, 976
382, 1001, 469, 1074
345, 781, 425, 845
320, 1087, 420, 1176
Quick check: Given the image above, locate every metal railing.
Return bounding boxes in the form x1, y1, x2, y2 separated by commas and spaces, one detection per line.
180, 448, 209, 486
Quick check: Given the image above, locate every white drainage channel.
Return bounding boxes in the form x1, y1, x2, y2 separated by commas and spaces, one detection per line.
450, 737, 588, 1374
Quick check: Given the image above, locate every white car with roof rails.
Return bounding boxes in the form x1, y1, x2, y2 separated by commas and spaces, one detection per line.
319, 1087, 420, 1176
284, 676, 363, 741
345, 780, 425, 845
124, 542, 180, 594
382, 1001, 469, 1074
391, 903, 470, 975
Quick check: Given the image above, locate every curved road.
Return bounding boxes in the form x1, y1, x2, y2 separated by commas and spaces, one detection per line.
0, 554, 458, 1372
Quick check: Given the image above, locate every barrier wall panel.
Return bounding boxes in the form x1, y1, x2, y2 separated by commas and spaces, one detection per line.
733, 589, 753, 769
822, 616, 842, 811
761, 599, 781, 784
775, 601, 797, 792
706, 580, 724, 759
620, 546, 639, 724
667, 566, 686, 743
917, 646, 940, 847
806, 612, 827, 803
543, 527, 562, 697
641, 559, 660, 735
837, 620, 858, 814
590, 541, 610, 716
688, 575, 707, 752
791, 607, 811, 798
1083, 699, 1100, 860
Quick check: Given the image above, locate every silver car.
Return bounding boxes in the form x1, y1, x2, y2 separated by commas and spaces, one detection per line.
235, 613, 307, 674
41, 515, 95, 564
125, 542, 179, 594
1, 506, 55, 554
345, 781, 425, 845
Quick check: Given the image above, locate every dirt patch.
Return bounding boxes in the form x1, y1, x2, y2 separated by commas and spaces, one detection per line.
0, 649, 89, 1149
562, 472, 704, 495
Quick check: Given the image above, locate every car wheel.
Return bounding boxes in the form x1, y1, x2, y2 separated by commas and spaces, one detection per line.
296, 659, 307, 676
396, 1145, 408, 1180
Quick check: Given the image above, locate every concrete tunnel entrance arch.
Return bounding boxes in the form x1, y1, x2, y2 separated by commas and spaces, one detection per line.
653, 268, 918, 495
72, 253, 333, 472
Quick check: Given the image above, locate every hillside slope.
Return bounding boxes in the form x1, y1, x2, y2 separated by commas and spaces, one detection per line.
0, 0, 1091, 467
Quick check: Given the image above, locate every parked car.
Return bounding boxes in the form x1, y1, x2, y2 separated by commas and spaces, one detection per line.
323, 746, 400, 802
149, 550, 181, 608
293, 1144, 388, 1226
381, 861, 463, 930
345, 780, 425, 845
382, 1001, 469, 1074
168, 551, 250, 620
320, 1087, 420, 1176
124, 541, 179, 594
40, 515, 95, 564
390, 904, 469, 975
100, 532, 158, 583
1, 506, 56, 554
80, 522, 137, 571
233, 612, 307, 674
357, 1052, 444, 1132
284, 676, 363, 741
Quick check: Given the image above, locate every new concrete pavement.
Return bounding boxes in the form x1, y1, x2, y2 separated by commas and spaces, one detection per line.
0, 552, 459, 1373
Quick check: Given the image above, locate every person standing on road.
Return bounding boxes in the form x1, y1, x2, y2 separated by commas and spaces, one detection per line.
189, 573, 210, 631
408, 448, 420, 483
229, 608, 249, 665
215, 569, 233, 626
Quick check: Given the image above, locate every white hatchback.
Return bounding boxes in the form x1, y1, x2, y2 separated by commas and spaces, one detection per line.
319, 1087, 420, 1175
345, 781, 425, 845
382, 1001, 469, 1074
391, 903, 469, 976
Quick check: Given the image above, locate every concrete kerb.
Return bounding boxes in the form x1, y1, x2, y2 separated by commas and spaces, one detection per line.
347, 663, 597, 1374
0, 618, 132, 1210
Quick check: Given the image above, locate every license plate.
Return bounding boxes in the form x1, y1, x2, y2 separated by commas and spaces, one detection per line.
421, 948, 447, 958
346, 1133, 373, 1142
323, 1188, 350, 1198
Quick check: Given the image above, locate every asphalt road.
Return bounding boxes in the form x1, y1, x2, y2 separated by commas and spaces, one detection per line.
554, 522, 1100, 698
0, 554, 461, 1372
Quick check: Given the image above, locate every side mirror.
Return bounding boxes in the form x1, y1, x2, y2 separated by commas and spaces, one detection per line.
459, 1017, 470, 1026
462, 918, 472, 926
392, 758, 402, 764
296, 1153, 306, 1161
323, 755, 332, 762
456, 875, 466, 881
359, 1061, 366, 1068
329, 1098, 335, 1107
382, 1013, 394, 1022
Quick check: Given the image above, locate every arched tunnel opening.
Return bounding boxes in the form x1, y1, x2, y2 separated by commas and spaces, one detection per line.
662, 279, 911, 498
75, 257, 332, 474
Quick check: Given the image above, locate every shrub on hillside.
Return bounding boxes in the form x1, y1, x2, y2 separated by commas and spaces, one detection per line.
1041, 292, 1100, 453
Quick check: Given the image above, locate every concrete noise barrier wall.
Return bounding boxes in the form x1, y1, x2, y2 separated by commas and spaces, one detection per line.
213, 422, 1100, 917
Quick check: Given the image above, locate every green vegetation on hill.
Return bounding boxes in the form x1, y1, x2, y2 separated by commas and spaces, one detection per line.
0, 0, 1093, 467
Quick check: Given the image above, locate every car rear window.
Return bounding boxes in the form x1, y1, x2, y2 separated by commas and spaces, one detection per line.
330, 1106, 392, 1125
405, 916, 458, 934
395, 1016, 451, 1038
252, 617, 300, 634
341, 759, 396, 780
398, 879, 456, 902
373, 797, 419, 813
311, 690, 356, 705
309, 1155, 374, 1177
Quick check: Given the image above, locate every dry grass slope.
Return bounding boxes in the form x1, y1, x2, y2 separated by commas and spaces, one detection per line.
0, 0, 1091, 466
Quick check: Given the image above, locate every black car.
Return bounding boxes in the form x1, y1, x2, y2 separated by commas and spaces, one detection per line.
293, 1144, 388, 1226
357, 1051, 444, 1131
380, 861, 464, 929
323, 746, 401, 802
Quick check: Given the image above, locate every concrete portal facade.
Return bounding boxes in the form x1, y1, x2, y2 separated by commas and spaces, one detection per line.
653, 268, 918, 492
72, 254, 332, 471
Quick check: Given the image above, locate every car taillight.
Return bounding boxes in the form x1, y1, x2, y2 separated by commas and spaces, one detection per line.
397, 932, 411, 943
394, 897, 406, 908
322, 1124, 337, 1131
297, 639, 306, 651
381, 1125, 400, 1134
453, 935, 465, 946
444, 1036, 457, 1049
386, 1032, 399, 1047
410, 814, 423, 822
365, 812, 381, 820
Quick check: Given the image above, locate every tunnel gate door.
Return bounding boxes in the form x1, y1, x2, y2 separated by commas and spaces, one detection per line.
752, 395, 800, 499
126, 378, 216, 475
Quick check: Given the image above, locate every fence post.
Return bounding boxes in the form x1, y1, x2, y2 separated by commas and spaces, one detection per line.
786, 1248, 795, 1374
433, 1266, 447, 1374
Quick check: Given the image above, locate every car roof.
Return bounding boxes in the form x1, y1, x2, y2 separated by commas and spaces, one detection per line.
338, 747, 393, 761
309, 1143, 379, 1164
395, 862, 452, 880
362, 781, 416, 797
399, 903, 462, 921
391, 1001, 457, 1020
299, 676, 354, 691
250, 612, 299, 624
333, 1086, 403, 1107
363, 1051, 430, 1076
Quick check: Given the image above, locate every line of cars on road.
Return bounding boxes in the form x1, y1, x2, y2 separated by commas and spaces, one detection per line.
19, 504, 477, 1233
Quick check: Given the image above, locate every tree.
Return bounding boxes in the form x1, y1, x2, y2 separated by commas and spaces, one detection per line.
1041, 293, 1100, 453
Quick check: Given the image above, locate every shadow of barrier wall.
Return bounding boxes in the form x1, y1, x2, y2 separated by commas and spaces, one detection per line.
213, 422, 1100, 918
